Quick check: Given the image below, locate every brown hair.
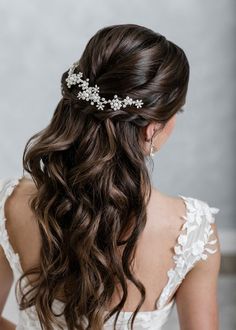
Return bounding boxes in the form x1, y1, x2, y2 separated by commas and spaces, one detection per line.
18, 23, 189, 329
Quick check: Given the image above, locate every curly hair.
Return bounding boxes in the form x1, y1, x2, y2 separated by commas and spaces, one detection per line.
16, 23, 190, 329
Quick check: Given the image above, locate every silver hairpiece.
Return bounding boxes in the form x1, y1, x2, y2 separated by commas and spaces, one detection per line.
65, 62, 144, 111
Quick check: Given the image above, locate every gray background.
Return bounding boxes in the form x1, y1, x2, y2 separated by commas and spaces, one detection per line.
1, 0, 236, 328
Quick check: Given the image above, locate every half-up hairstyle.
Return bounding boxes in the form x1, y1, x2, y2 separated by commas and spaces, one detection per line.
17, 23, 190, 329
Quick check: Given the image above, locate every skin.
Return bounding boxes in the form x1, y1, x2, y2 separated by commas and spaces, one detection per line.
0, 113, 221, 329
142, 113, 177, 155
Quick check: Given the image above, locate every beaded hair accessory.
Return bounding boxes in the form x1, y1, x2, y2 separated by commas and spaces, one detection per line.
65, 62, 144, 111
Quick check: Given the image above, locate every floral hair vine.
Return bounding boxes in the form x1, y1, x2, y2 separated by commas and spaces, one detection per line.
65, 62, 144, 111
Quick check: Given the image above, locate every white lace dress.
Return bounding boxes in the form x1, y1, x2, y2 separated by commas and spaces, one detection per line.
0, 177, 220, 330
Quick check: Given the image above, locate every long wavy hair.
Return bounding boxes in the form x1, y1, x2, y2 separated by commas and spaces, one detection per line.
16, 23, 189, 329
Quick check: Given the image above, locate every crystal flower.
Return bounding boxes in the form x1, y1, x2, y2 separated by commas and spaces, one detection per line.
135, 100, 144, 108
110, 95, 123, 111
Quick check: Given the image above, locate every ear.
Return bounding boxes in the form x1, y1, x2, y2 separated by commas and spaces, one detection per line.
143, 121, 162, 142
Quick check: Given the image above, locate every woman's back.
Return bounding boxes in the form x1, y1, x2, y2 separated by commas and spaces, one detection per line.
0, 176, 220, 329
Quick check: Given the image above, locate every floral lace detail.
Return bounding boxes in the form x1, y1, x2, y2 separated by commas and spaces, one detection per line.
0, 178, 22, 277
156, 195, 219, 310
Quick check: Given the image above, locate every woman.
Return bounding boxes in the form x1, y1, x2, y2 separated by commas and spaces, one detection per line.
0, 24, 221, 330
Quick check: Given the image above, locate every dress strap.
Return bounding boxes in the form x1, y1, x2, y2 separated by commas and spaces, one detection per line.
156, 195, 220, 309
0, 177, 23, 277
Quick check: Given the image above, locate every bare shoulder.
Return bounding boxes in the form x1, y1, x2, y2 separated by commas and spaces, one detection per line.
4, 176, 41, 271
151, 186, 186, 211
149, 186, 186, 230
5, 176, 37, 225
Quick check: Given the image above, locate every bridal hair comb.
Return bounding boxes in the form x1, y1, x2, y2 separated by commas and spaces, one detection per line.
65, 62, 144, 111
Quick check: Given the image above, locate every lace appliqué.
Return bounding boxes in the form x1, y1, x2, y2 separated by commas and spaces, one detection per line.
156, 196, 219, 310
0, 178, 22, 277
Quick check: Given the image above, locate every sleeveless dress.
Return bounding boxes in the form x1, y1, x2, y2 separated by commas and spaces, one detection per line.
0, 177, 220, 330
